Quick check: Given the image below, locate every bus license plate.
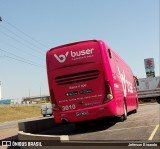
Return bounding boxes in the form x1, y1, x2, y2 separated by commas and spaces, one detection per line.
76, 111, 88, 116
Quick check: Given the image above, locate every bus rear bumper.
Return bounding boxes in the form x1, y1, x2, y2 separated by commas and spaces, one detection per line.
53, 103, 117, 124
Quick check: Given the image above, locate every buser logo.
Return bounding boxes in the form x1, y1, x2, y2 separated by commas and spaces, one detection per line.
71, 48, 94, 57
54, 52, 69, 63
54, 48, 94, 63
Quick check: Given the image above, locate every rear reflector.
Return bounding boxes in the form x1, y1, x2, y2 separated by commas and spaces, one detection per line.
103, 81, 113, 103
107, 94, 113, 100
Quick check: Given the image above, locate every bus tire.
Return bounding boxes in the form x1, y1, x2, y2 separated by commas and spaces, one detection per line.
133, 99, 138, 113
120, 101, 127, 121
133, 103, 138, 113
133, 109, 137, 113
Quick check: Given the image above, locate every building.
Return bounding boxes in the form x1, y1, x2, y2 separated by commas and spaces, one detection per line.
22, 95, 50, 104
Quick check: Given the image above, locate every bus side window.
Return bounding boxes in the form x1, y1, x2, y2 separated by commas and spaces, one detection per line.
108, 49, 112, 59
136, 80, 139, 86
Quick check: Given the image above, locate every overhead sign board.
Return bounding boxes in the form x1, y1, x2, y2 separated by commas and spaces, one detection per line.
144, 58, 155, 78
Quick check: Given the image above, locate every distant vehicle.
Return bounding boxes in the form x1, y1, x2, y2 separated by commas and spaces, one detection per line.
0, 99, 12, 104
136, 76, 160, 100
46, 39, 138, 124
41, 103, 53, 117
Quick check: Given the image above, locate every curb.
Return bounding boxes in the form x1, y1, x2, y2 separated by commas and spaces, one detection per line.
18, 117, 55, 133
18, 131, 69, 149
18, 131, 69, 141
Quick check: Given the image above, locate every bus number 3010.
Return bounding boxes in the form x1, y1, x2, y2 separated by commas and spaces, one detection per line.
62, 104, 76, 111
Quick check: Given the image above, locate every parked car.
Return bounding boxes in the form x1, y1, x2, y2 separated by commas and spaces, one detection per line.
41, 103, 53, 117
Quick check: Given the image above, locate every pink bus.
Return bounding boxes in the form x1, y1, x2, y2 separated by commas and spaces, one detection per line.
46, 40, 138, 124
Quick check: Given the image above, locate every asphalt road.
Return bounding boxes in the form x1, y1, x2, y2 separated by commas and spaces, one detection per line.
70, 103, 160, 141
0, 116, 49, 130
0, 116, 46, 141
0, 103, 159, 148
37, 103, 160, 141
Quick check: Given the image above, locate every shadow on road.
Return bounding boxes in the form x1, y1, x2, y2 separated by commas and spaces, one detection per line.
156, 98, 160, 104
36, 116, 117, 136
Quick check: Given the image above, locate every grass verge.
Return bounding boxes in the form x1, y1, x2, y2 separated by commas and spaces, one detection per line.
0, 104, 41, 123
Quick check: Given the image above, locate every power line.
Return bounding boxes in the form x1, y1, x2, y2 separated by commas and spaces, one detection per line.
5, 55, 45, 69
0, 30, 45, 55
0, 17, 45, 61
0, 16, 46, 69
0, 25, 46, 53
2, 18, 49, 49
0, 39, 44, 60
0, 48, 45, 69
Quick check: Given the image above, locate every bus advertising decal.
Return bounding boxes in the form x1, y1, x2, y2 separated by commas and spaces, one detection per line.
65, 89, 93, 97
54, 48, 95, 63
117, 66, 133, 97
69, 84, 87, 90
58, 94, 103, 104
79, 89, 93, 94
65, 91, 78, 97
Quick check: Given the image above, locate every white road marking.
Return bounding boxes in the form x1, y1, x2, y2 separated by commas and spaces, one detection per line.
60, 135, 69, 141
148, 125, 159, 140
121, 117, 159, 124
139, 103, 158, 106
100, 125, 157, 133
130, 113, 157, 118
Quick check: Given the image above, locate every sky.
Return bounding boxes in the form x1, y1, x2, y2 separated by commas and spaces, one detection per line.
0, 0, 159, 101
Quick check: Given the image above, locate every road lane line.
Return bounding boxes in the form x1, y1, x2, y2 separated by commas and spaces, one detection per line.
100, 125, 157, 133
131, 113, 158, 119
148, 124, 159, 140
0, 126, 17, 130
121, 117, 159, 124
0, 116, 42, 124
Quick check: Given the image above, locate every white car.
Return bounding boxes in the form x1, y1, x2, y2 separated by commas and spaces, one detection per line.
41, 103, 53, 117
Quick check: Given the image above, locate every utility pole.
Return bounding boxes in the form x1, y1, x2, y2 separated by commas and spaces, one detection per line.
0, 81, 2, 100
29, 88, 30, 98
0, 17, 2, 100
40, 86, 41, 102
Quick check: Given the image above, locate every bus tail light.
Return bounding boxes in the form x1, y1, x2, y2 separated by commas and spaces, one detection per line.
103, 81, 113, 103
50, 89, 60, 111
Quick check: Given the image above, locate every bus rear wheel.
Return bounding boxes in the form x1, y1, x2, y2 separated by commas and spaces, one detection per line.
133, 102, 138, 113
